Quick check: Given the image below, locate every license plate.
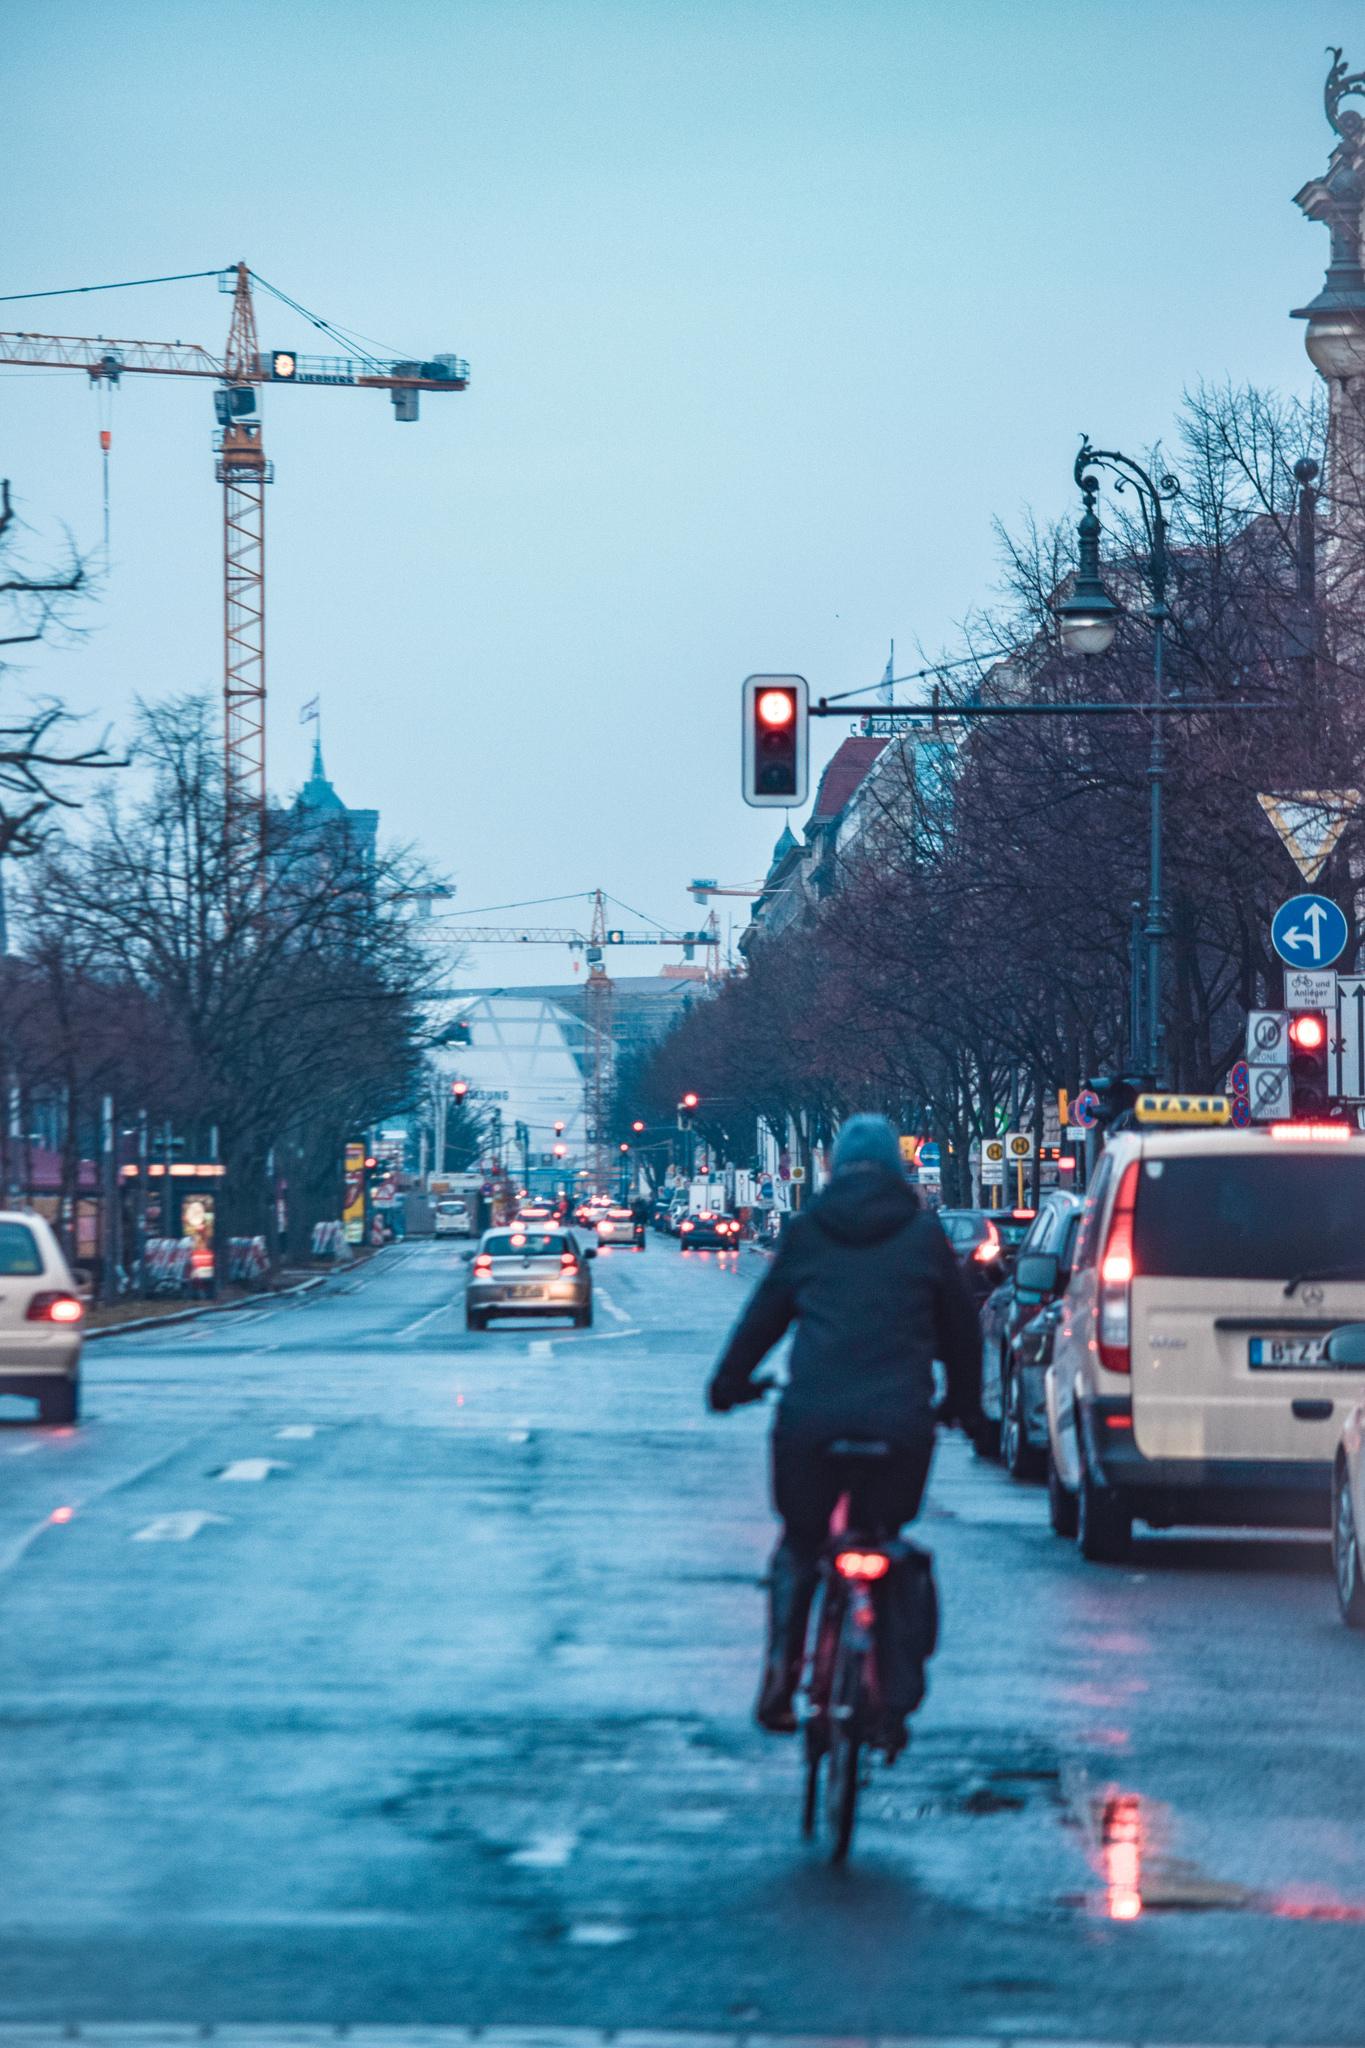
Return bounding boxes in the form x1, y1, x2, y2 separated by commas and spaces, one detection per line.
506, 1285, 545, 1301
1248, 1336, 1329, 1369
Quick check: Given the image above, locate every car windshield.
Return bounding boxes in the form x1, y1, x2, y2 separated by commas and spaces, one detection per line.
0, 1221, 41, 1275
1132, 1153, 1365, 1280
484, 1232, 565, 1258
998, 1219, 1032, 1248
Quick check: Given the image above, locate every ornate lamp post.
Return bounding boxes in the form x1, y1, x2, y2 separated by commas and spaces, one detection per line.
1056, 440, 1181, 1082
1292, 50, 1365, 390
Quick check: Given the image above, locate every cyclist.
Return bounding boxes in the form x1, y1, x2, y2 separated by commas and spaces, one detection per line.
707, 1113, 981, 1733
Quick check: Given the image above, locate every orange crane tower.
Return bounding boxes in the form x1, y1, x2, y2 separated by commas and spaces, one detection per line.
0, 263, 469, 834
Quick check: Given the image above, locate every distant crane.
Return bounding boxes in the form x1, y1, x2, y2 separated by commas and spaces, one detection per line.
427, 890, 719, 1188
0, 262, 469, 839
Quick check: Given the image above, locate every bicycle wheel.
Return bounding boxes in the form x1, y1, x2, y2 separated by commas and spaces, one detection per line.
824, 1636, 865, 1864
801, 1717, 823, 1838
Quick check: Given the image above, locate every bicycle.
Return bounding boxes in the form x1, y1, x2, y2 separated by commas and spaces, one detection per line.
798, 1438, 935, 1864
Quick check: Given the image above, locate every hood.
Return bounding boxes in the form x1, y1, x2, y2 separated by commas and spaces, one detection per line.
809, 1165, 920, 1246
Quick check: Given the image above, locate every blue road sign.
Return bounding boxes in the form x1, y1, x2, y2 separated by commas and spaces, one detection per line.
1230, 1096, 1253, 1128
1230, 1060, 1250, 1096
1271, 893, 1348, 969
917, 1141, 941, 1170
1073, 1087, 1101, 1130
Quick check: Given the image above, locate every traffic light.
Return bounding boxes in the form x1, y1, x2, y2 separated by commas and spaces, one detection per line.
742, 674, 809, 808
631, 1119, 645, 1134
1087, 1075, 1143, 1132
451, 1079, 469, 1104
1288, 1010, 1332, 1116
554, 1119, 565, 1137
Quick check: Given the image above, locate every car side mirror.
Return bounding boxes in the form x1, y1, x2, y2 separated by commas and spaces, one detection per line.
1326, 1324, 1365, 1366
1014, 1251, 1059, 1301
586, 1245, 598, 1260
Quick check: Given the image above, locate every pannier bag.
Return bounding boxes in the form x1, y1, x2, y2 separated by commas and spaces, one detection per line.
875, 1538, 939, 1730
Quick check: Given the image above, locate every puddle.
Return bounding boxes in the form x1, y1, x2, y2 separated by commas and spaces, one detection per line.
1064, 1788, 1365, 1922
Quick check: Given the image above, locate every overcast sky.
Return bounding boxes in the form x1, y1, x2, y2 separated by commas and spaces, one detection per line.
2, 0, 1348, 986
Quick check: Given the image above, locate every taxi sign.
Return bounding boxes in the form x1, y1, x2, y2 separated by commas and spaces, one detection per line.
1134, 1093, 1232, 1127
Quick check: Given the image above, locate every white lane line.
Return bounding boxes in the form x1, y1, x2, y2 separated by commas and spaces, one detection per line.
508, 1828, 578, 1869
398, 1301, 455, 1339
594, 1286, 634, 1328
5, 1439, 41, 1456
275, 1423, 322, 1440
132, 1511, 230, 1542
566, 1920, 633, 1945
215, 1458, 290, 1482
527, 1339, 554, 1359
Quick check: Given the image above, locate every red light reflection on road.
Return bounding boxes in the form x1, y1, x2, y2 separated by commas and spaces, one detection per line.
48, 1505, 75, 1525
1102, 1792, 1144, 1920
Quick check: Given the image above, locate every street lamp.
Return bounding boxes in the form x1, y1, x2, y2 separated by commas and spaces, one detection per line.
1056, 438, 1180, 1083
1292, 51, 1365, 386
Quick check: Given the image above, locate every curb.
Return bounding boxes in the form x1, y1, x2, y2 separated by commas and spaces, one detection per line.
84, 1270, 329, 1341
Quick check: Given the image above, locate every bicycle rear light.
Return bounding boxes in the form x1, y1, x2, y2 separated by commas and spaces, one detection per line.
834, 1550, 891, 1581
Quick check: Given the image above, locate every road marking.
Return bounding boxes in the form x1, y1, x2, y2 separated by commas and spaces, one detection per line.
275, 1423, 322, 1439
5, 1439, 40, 1456
215, 1458, 291, 1482
399, 1301, 454, 1338
528, 1339, 554, 1359
0, 2030, 1293, 2048
132, 1511, 230, 1542
566, 1919, 632, 1945
594, 1286, 634, 1327
508, 1828, 578, 1868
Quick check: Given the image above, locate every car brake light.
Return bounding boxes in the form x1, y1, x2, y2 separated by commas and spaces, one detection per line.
1270, 1121, 1352, 1142
473, 1254, 492, 1274
1097, 1159, 1140, 1374
681, 1220, 693, 1232
972, 1223, 1001, 1263
560, 1251, 579, 1272
26, 1292, 83, 1324
834, 1550, 892, 1581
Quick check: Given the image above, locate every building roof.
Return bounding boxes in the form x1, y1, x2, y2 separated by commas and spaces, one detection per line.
808, 737, 888, 827
294, 737, 347, 814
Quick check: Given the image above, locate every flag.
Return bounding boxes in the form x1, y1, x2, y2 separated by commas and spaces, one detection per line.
299, 695, 320, 725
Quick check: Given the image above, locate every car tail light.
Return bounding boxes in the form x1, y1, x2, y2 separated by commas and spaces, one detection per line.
834, 1549, 891, 1581
681, 1220, 693, 1232
560, 1251, 579, 1273
26, 1292, 83, 1324
972, 1223, 1002, 1264
1270, 1121, 1352, 1142
472, 1254, 492, 1274
1097, 1159, 1140, 1374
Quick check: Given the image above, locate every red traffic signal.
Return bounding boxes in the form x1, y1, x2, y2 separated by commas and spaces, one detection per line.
1289, 1012, 1326, 1051
631, 1119, 645, 1134
451, 1079, 469, 1102
680, 1092, 698, 1110
742, 674, 809, 808
1288, 1010, 1332, 1117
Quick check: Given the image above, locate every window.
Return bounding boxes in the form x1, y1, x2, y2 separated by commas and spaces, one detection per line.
0, 1222, 42, 1276
1132, 1154, 1365, 1281
1072, 1157, 1114, 1272
484, 1232, 564, 1258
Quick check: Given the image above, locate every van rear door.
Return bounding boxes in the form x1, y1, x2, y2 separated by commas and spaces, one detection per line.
1128, 1146, 1365, 1463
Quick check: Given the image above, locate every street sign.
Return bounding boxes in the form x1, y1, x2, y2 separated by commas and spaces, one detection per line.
1286, 968, 1339, 1011
1005, 1132, 1034, 1161
1073, 1088, 1100, 1130
1247, 1011, 1290, 1065
790, 1165, 806, 1184
1249, 1064, 1292, 1121
898, 1135, 917, 1164
1229, 1060, 1250, 1097
1257, 791, 1359, 885
1271, 893, 1349, 970
1230, 1096, 1252, 1128
981, 1138, 1004, 1187
1337, 976, 1365, 1100
916, 1139, 941, 1171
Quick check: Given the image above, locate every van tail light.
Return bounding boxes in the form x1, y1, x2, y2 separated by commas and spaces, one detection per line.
560, 1251, 579, 1273
472, 1254, 492, 1274
834, 1549, 892, 1581
1097, 1159, 1140, 1375
27, 1292, 83, 1325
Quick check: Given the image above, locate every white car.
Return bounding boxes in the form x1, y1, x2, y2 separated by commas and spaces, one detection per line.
1045, 1121, 1365, 1562
0, 1211, 85, 1424
433, 1198, 472, 1237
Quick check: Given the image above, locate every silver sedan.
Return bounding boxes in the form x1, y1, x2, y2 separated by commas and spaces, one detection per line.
465, 1226, 594, 1330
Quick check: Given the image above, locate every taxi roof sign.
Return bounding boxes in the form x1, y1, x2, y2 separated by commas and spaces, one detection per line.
1134, 1093, 1232, 1127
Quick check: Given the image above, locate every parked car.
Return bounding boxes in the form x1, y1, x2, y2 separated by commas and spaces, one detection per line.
938, 1207, 1036, 1304
1328, 1332, 1365, 1626
1045, 1124, 1365, 1563
651, 1195, 676, 1233
679, 1210, 741, 1250
665, 1195, 691, 1236
978, 1191, 1083, 1473
466, 1226, 594, 1329
434, 1197, 473, 1237
0, 1211, 85, 1424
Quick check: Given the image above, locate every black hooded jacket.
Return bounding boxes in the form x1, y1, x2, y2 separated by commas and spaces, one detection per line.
708, 1167, 981, 1439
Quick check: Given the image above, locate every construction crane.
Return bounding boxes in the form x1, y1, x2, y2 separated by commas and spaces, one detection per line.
0, 262, 469, 837
429, 890, 719, 1188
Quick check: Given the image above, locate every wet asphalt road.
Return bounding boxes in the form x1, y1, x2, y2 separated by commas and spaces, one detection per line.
2, 1237, 1364, 2043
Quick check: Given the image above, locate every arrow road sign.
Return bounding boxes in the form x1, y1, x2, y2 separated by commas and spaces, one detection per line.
1271, 893, 1349, 969
1247, 1011, 1290, 1065
1250, 1065, 1292, 1120
1338, 977, 1365, 1101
